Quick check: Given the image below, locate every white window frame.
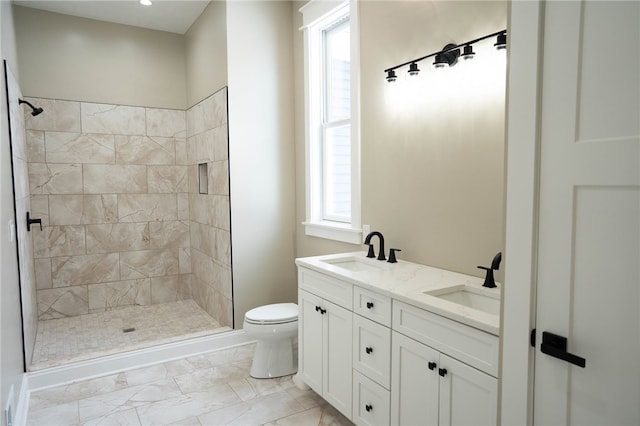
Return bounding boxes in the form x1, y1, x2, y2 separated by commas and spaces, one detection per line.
300, 0, 362, 244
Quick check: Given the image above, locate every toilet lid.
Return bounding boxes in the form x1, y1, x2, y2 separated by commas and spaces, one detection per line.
245, 303, 298, 324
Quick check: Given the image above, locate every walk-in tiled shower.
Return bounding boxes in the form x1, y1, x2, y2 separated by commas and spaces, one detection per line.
21, 88, 232, 369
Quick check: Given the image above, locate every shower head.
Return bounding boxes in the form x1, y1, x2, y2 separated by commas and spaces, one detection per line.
18, 98, 44, 116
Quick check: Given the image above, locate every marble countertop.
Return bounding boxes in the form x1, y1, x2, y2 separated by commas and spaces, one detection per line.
295, 252, 501, 336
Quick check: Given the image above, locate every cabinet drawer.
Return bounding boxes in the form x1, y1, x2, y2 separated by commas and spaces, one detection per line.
392, 301, 499, 376
353, 286, 392, 327
298, 267, 352, 310
353, 315, 391, 389
353, 370, 390, 426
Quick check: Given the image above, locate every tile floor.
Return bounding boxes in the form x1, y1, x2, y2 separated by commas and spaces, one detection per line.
27, 343, 353, 426
31, 300, 230, 371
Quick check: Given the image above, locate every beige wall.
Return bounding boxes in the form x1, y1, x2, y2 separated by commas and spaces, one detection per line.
185, 1, 228, 108
13, 6, 187, 109
295, 1, 507, 278
1, 0, 27, 416
227, 1, 297, 326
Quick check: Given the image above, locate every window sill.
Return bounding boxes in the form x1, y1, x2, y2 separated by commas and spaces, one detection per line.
303, 221, 362, 245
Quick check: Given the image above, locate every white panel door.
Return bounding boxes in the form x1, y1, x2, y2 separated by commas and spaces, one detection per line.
324, 299, 353, 419
298, 289, 324, 394
390, 332, 439, 426
534, 1, 640, 425
438, 354, 497, 426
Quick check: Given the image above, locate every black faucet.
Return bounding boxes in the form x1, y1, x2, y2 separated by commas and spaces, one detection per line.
478, 252, 502, 288
364, 231, 386, 261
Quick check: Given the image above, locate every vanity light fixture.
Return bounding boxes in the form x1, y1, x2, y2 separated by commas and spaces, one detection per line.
384, 29, 506, 82
461, 44, 475, 60
432, 43, 459, 69
140, 0, 152, 6
494, 33, 507, 50
386, 69, 398, 82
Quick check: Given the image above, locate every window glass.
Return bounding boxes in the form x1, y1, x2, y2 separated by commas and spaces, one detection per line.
323, 124, 351, 221
322, 18, 351, 222
324, 20, 351, 123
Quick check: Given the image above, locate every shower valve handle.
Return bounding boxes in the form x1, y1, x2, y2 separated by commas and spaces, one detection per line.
26, 212, 43, 232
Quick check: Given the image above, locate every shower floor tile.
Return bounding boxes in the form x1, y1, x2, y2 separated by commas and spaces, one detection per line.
30, 300, 229, 371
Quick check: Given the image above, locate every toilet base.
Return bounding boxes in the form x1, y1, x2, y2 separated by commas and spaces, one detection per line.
250, 338, 298, 379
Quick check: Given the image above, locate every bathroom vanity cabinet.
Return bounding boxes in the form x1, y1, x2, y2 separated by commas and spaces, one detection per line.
296, 253, 501, 426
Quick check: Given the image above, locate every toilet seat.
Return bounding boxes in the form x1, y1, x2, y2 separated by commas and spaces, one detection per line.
245, 303, 298, 325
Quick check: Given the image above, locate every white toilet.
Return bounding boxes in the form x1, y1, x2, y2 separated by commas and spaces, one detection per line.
243, 303, 298, 379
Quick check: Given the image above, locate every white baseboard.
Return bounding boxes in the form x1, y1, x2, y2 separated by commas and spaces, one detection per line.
15, 330, 252, 424
13, 375, 30, 426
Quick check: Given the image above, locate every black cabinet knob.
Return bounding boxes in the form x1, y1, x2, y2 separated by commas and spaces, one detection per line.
315, 305, 320, 312
320, 308, 326, 315
438, 368, 448, 377
365, 404, 373, 412
366, 301, 374, 309
428, 361, 437, 371
365, 346, 373, 354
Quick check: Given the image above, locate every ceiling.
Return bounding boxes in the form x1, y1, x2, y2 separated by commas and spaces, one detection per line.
13, 0, 211, 34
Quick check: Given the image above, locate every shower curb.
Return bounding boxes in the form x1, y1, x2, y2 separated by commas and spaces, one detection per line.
16, 330, 252, 425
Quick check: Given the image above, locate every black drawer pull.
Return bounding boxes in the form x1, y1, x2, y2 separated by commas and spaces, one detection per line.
365, 404, 373, 412
366, 302, 374, 309
365, 346, 373, 354
428, 361, 437, 371
438, 368, 447, 377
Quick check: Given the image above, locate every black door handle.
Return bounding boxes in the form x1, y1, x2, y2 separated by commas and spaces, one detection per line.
540, 331, 586, 368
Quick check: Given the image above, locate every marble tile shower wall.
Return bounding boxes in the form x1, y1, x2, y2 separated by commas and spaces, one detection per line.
186, 88, 232, 327
25, 98, 192, 321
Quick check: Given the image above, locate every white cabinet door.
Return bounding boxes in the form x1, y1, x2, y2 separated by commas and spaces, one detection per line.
324, 299, 353, 419
391, 332, 439, 426
438, 354, 497, 426
299, 289, 324, 394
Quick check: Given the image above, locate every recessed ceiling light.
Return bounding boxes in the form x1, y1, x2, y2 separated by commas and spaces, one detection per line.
140, 0, 152, 6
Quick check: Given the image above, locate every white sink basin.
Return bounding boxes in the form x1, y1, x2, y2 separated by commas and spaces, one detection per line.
424, 285, 500, 315
321, 256, 384, 273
